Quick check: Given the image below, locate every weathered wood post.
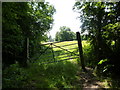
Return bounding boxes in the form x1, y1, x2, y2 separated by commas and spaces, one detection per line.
27, 37, 29, 60
76, 32, 86, 71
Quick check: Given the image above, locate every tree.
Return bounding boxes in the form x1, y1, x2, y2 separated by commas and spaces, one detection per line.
48, 35, 54, 42
81, 34, 88, 40
2, 2, 55, 68
55, 26, 76, 41
73, 2, 120, 74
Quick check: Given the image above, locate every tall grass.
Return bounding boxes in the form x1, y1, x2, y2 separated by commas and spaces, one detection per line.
3, 40, 90, 88
3, 61, 81, 88
27, 61, 80, 88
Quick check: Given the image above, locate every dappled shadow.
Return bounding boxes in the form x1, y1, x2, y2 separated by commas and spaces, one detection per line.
26, 61, 80, 88
109, 76, 120, 89
76, 67, 106, 89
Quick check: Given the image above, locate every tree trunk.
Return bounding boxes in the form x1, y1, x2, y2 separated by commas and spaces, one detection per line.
19, 37, 28, 67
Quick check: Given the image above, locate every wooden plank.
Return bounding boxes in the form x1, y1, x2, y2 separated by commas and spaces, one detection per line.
59, 43, 78, 47
39, 57, 79, 64
53, 44, 78, 56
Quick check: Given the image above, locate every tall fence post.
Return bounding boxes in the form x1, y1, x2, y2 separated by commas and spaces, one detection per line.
76, 32, 86, 71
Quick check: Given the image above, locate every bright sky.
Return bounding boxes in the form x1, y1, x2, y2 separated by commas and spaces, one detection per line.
45, 0, 82, 38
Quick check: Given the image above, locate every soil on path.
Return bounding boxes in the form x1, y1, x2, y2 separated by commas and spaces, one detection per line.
76, 67, 109, 89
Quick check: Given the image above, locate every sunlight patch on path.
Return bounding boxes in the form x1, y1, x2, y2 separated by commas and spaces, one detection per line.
77, 67, 110, 89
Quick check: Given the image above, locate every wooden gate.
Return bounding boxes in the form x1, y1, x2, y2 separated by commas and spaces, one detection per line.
32, 32, 85, 70
38, 40, 79, 64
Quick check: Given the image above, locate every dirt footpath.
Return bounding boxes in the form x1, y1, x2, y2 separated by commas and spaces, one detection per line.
77, 67, 109, 89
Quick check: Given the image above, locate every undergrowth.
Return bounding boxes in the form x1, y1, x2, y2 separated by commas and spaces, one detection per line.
3, 40, 120, 89
2, 40, 88, 88
3, 61, 81, 88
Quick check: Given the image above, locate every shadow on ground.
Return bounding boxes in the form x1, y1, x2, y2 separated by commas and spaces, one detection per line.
76, 67, 108, 89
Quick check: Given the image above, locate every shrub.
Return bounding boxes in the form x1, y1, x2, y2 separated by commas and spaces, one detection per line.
94, 59, 114, 77
82, 42, 96, 67
3, 64, 29, 88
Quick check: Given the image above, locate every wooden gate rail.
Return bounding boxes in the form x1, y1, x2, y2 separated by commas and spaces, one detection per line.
40, 56, 79, 65
59, 43, 78, 47
33, 41, 79, 64
52, 44, 79, 56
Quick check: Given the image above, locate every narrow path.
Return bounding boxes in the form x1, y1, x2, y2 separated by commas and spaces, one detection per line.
77, 67, 108, 89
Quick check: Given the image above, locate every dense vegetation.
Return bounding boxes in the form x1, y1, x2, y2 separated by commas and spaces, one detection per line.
73, 2, 120, 77
2, 2, 55, 68
2, 1, 120, 89
55, 26, 76, 41
2, 41, 83, 88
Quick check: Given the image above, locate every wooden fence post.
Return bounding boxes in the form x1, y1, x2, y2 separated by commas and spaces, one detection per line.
76, 32, 86, 71
27, 37, 29, 59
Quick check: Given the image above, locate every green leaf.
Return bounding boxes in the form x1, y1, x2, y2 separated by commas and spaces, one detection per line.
98, 59, 107, 65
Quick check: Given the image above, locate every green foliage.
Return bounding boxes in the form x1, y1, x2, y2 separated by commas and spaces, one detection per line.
73, 1, 120, 77
102, 22, 120, 51
3, 64, 29, 88
82, 41, 96, 67
3, 61, 80, 88
3, 40, 83, 88
44, 62, 79, 88
2, 2, 55, 67
98, 59, 107, 65
4, 40, 120, 88
55, 26, 76, 41
81, 35, 88, 40
94, 58, 114, 78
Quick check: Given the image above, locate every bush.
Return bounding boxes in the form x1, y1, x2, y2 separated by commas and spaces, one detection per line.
2, 64, 29, 88
82, 42, 96, 67
94, 59, 114, 77
40, 61, 79, 88
24, 61, 80, 88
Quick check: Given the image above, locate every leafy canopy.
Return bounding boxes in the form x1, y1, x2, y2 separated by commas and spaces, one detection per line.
55, 26, 76, 41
